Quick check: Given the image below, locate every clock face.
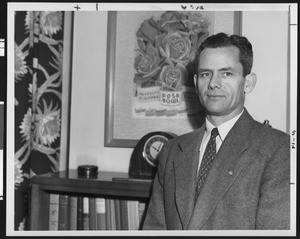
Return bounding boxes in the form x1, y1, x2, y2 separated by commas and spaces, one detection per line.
142, 135, 168, 167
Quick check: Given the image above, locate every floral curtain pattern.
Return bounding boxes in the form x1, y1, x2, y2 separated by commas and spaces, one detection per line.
14, 11, 64, 230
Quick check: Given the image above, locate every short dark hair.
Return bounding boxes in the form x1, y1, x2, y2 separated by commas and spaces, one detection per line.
194, 32, 253, 77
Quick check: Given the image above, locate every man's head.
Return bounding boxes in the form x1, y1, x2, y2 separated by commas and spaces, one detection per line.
194, 32, 253, 77
194, 33, 257, 126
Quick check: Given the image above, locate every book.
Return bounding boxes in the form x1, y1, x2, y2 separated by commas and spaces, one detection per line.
58, 194, 70, 230
105, 198, 111, 230
69, 196, 77, 230
120, 200, 129, 230
48, 193, 59, 230
127, 200, 133, 230
96, 197, 106, 230
132, 200, 140, 230
114, 199, 121, 230
83, 197, 89, 230
89, 197, 97, 230
77, 196, 84, 230
127, 200, 140, 230
110, 199, 116, 230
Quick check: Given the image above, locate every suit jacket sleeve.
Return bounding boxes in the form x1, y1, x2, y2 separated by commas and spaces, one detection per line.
255, 135, 290, 229
142, 142, 169, 230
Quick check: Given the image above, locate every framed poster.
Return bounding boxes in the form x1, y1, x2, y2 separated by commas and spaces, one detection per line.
105, 11, 242, 147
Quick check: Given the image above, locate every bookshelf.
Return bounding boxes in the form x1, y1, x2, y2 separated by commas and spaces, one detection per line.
30, 170, 153, 230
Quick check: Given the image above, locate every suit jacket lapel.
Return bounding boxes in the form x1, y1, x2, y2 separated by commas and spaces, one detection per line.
174, 126, 205, 229
187, 109, 254, 229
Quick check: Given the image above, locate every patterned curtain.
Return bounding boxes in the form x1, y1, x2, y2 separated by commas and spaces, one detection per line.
14, 11, 64, 230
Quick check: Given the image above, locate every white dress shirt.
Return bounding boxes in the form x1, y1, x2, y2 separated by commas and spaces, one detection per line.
197, 110, 244, 171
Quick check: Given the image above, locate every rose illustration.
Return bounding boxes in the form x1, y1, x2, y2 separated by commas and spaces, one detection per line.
181, 12, 210, 53
159, 32, 192, 67
136, 17, 159, 47
181, 12, 210, 34
134, 11, 210, 89
158, 65, 187, 91
156, 11, 187, 32
134, 44, 161, 86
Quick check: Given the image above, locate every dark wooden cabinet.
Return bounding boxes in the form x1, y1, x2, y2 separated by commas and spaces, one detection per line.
30, 170, 152, 230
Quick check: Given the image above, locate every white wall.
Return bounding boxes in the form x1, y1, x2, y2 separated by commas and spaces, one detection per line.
69, 11, 132, 172
68, 11, 289, 172
242, 11, 289, 132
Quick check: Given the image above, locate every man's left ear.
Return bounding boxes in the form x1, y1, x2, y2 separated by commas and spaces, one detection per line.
244, 73, 257, 94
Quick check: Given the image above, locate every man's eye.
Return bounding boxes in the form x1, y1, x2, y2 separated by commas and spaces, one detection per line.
200, 72, 211, 78
223, 72, 233, 77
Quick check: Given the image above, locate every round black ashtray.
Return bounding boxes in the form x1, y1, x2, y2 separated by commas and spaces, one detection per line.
77, 165, 98, 179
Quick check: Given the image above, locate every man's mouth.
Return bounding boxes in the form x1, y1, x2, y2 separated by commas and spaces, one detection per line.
207, 94, 224, 98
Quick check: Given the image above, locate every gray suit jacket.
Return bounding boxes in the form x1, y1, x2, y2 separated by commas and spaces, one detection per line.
143, 109, 290, 230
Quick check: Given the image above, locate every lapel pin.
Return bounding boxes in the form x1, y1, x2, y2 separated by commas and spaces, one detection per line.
228, 170, 233, 176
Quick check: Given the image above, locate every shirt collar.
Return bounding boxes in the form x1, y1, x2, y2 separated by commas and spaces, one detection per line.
205, 109, 244, 142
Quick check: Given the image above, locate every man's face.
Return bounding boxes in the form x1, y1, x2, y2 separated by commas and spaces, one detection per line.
195, 46, 246, 121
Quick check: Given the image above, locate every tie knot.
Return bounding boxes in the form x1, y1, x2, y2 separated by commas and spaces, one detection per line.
211, 128, 219, 139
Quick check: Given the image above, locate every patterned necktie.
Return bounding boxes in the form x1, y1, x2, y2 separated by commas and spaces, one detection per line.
195, 127, 219, 202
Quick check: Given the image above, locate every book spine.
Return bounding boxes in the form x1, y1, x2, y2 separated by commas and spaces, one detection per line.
114, 199, 121, 230
96, 197, 106, 230
89, 197, 97, 230
120, 200, 129, 230
77, 196, 84, 230
127, 200, 133, 230
58, 194, 69, 230
132, 200, 140, 230
105, 198, 111, 230
48, 193, 59, 230
83, 197, 89, 230
69, 196, 77, 230
110, 199, 116, 230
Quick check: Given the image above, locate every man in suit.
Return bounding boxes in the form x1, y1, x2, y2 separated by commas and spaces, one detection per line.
142, 33, 290, 230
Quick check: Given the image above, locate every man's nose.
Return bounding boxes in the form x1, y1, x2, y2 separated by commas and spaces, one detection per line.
209, 73, 221, 89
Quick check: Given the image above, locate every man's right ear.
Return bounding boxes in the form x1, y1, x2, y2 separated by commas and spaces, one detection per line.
194, 74, 199, 94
